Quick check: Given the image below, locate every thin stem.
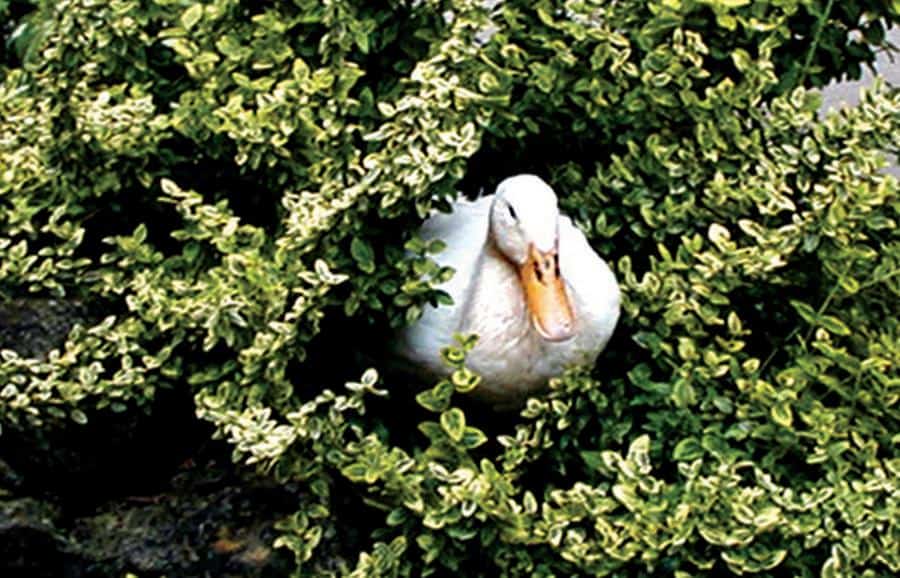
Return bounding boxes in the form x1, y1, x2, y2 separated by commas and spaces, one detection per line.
797, 0, 835, 87
758, 262, 848, 375
858, 268, 899, 290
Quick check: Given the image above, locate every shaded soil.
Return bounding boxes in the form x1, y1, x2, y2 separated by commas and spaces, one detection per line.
0, 298, 347, 576
0, 451, 310, 578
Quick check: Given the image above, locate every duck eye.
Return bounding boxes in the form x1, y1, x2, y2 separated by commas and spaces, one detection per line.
507, 204, 518, 220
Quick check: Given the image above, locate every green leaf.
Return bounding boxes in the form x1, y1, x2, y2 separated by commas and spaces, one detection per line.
671, 379, 696, 408
416, 382, 453, 413
771, 401, 793, 428
821, 555, 839, 578
404, 304, 422, 325
440, 345, 467, 367
708, 223, 731, 246
70, 409, 88, 425
440, 408, 466, 442
181, 4, 203, 31
581, 450, 605, 471
612, 483, 641, 512
460, 426, 487, 449
386, 508, 407, 526
341, 463, 368, 483
626, 434, 652, 473
451, 368, 481, 392
418, 421, 444, 442
790, 300, 818, 324
673, 437, 704, 461
350, 237, 375, 273
715, 0, 751, 8
819, 314, 851, 335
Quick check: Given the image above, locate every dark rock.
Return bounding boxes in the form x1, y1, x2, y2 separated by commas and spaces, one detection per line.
0, 456, 327, 578
0, 387, 209, 510
0, 298, 95, 359
0, 297, 208, 506
0, 497, 68, 578
0, 456, 24, 493
66, 460, 302, 578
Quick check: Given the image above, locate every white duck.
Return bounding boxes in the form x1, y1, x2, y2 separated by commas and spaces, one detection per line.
395, 174, 621, 406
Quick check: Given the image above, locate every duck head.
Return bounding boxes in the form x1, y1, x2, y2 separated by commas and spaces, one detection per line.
490, 175, 575, 342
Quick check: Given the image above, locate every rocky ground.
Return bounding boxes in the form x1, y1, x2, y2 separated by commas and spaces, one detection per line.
0, 299, 345, 578
1, 454, 303, 578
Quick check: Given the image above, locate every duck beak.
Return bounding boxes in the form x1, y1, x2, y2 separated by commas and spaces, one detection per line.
519, 243, 575, 342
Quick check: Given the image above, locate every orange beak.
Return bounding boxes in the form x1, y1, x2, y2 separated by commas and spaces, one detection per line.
519, 243, 575, 342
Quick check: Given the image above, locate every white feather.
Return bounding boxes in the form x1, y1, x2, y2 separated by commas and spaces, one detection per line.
394, 176, 621, 406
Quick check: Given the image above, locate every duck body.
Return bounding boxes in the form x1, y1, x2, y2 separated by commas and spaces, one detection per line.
395, 175, 620, 405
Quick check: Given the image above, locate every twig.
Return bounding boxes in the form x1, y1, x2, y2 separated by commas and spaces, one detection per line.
797, 0, 836, 87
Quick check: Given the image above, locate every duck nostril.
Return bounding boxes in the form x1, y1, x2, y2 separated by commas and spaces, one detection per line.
533, 261, 543, 282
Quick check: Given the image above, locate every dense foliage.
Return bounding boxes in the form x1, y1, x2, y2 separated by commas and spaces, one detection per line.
2, 0, 899, 576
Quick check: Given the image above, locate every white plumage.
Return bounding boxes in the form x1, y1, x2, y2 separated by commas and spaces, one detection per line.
395, 175, 621, 406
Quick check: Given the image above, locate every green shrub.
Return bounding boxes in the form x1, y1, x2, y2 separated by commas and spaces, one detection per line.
2, 0, 899, 576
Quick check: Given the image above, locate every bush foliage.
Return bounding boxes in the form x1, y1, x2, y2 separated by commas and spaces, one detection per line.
2, 0, 899, 576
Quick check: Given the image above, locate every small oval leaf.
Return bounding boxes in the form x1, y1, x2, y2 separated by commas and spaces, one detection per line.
440, 408, 466, 442
771, 401, 793, 428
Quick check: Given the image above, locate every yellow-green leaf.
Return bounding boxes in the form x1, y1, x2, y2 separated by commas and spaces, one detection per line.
181, 4, 203, 30
771, 401, 793, 428
440, 408, 465, 442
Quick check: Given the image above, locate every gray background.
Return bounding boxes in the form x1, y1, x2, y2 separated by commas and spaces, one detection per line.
820, 25, 899, 111
820, 25, 899, 176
